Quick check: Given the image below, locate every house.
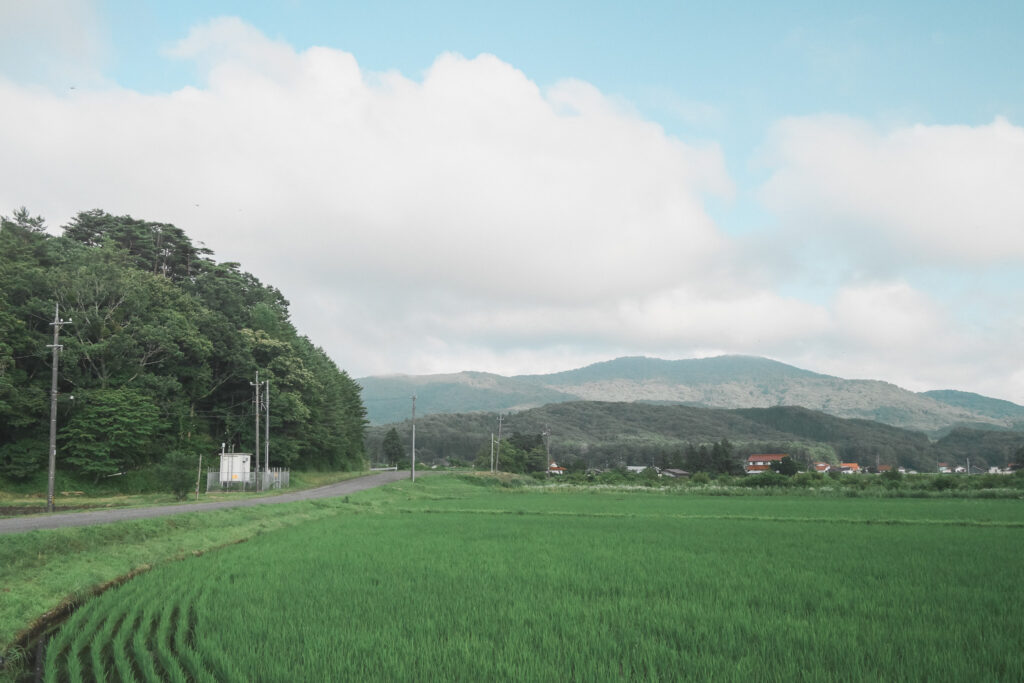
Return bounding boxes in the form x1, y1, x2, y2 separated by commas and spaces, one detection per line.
547, 462, 567, 475
660, 469, 691, 479
626, 465, 649, 474
877, 465, 893, 473
813, 462, 832, 474
840, 462, 860, 474
938, 462, 952, 473
745, 454, 787, 474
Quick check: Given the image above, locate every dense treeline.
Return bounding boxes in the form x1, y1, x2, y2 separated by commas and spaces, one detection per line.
365, 401, 1024, 473
0, 208, 366, 486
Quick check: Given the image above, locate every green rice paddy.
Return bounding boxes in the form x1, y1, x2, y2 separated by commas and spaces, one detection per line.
40, 476, 1024, 681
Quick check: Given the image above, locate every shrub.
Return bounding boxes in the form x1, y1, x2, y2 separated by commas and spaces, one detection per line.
738, 472, 792, 488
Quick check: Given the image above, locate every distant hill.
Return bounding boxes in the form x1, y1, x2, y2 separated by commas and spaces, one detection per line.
357, 372, 572, 424
365, 402, 1018, 472
359, 356, 1024, 436
921, 390, 1024, 429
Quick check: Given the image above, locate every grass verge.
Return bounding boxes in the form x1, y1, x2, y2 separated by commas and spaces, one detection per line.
0, 470, 371, 518
0, 487, 365, 656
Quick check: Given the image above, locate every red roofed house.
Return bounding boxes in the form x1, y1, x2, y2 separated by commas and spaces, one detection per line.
813, 462, 832, 474
745, 454, 787, 474
547, 462, 567, 475
840, 462, 861, 474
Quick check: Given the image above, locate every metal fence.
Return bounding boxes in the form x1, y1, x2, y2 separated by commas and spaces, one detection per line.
206, 468, 290, 493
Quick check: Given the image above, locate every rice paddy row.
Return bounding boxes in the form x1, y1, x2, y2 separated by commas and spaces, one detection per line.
40, 476, 1024, 681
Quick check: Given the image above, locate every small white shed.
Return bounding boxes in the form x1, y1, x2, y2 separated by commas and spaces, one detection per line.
219, 453, 252, 484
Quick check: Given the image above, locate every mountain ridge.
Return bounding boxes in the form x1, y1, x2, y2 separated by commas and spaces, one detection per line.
358, 355, 1024, 435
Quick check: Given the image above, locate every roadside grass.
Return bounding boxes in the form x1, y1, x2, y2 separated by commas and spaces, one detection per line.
0, 493, 364, 655
0, 469, 371, 517
35, 475, 1024, 682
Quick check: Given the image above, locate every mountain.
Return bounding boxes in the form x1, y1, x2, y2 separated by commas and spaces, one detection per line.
357, 371, 572, 424
921, 390, 1024, 429
359, 356, 1024, 436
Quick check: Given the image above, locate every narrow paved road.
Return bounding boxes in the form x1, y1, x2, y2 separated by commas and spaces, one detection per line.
0, 471, 410, 535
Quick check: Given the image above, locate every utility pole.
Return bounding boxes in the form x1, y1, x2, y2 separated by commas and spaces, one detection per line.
410, 395, 416, 482
250, 371, 264, 490
46, 303, 72, 513
495, 414, 504, 473
195, 453, 203, 501
543, 426, 551, 468
490, 433, 495, 473
264, 378, 270, 481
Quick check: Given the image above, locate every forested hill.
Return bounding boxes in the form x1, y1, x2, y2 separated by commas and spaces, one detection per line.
0, 208, 367, 484
366, 402, 1024, 473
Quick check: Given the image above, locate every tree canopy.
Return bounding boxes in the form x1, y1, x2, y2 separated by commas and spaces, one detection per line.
0, 208, 367, 485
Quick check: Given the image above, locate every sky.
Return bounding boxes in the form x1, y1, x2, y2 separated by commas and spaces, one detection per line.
2, 0, 1023, 403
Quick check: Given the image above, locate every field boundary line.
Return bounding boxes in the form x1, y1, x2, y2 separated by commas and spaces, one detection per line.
401, 507, 1024, 528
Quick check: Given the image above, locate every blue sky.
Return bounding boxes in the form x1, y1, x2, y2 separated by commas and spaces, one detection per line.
2, 1, 1023, 402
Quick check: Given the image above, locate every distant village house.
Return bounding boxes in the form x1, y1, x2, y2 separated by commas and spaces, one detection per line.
745, 454, 787, 474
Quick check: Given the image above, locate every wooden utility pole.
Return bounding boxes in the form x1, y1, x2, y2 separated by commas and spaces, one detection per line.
195, 453, 203, 501
494, 414, 504, 473
410, 395, 417, 482
543, 426, 551, 468
46, 303, 71, 513
264, 378, 270, 481
251, 371, 260, 488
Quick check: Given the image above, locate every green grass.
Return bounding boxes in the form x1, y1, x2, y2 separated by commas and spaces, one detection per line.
0, 496, 369, 655
33, 476, 1024, 681
0, 469, 372, 517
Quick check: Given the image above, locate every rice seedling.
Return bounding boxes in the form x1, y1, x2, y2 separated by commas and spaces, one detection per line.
40, 476, 1024, 681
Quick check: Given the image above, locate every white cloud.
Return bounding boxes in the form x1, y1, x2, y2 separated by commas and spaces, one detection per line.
0, 0, 108, 87
759, 115, 1024, 267
0, 18, 735, 368
2, 18, 1022, 405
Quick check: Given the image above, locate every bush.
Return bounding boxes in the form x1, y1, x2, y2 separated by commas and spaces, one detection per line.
738, 472, 792, 488
792, 472, 824, 487
157, 450, 203, 500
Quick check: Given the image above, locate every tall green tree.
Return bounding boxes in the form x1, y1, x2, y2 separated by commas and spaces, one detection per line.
0, 206, 367, 484
381, 428, 404, 466
59, 388, 163, 480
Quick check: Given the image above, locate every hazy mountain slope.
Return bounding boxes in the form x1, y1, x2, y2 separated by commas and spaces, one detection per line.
520, 355, 824, 387
359, 355, 1024, 434
357, 371, 578, 424
516, 356, 1002, 434
922, 390, 1024, 427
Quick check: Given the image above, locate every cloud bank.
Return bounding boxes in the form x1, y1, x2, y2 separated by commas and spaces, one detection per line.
1, 17, 1022, 402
